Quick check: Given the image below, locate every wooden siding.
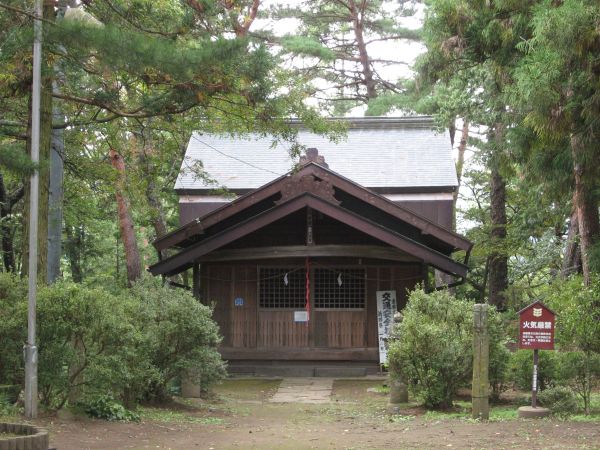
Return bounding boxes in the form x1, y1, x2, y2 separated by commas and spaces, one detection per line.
201, 261, 422, 361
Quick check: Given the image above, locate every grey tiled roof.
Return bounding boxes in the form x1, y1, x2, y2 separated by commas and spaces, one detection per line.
175, 116, 457, 191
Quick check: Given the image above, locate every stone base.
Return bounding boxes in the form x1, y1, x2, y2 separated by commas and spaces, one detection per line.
517, 406, 551, 418
181, 376, 201, 398
389, 380, 408, 404
386, 404, 402, 415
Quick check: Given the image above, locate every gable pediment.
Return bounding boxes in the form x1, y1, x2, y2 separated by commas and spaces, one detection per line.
149, 189, 469, 278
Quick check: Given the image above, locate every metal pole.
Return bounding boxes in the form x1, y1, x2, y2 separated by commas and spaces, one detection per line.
24, 0, 43, 420
532, 349, 539, 408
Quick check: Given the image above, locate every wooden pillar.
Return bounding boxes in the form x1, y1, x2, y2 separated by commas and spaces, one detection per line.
422, 264, 431, 292
192, 262, 200, 299
183, 261, 203, 398
472, 303, 489, 420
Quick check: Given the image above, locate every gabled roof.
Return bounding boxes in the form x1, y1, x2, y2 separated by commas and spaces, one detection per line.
150, 162, 472, 278
155, 163, 472, 253
149, 192, 469, 277
175, 116, 457, 193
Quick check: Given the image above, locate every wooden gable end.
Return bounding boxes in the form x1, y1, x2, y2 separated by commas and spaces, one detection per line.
149, 163, 472, 278
154, 163, 472, 253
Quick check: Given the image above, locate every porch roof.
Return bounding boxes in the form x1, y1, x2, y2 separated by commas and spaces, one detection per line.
149, 163, 472, 279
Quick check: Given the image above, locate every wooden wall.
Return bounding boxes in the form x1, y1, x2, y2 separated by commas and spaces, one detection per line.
200, 261, 423, 360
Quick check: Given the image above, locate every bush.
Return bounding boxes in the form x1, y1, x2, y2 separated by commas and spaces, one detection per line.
0, 273, 27, 387
387, 288, 508, 409
0, 274, 225, 412
556, 351, 600, 416
508, 349, 558, 392
123, 277, 226, 404
542, 276, 600, 415
79, 394, 139, 422
538, 386, 579, 417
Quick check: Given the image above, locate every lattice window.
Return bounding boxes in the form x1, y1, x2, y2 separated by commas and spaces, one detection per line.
314, 268, 366, 309
259, 267, 306, 308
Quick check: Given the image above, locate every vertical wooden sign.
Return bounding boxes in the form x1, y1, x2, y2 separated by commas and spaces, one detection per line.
376, 290, 397, 365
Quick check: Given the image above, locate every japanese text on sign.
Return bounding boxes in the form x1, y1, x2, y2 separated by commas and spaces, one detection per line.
518, 301, 556, 350
376, 290, 397, 365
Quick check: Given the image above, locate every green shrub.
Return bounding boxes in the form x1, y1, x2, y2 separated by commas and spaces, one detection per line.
538, 386, 579, 417
123, 277, 226, 404
508, 349, 558, 392
556, 351, 600, 416
488, 314, 512, 403
0, 274, 225, 411
388, 288, 508, 409
36, 281, 133, 409
542, 276, 600, 415
79, 394, 140, 422
0, 274, 27, 386
0, 385, 20, 404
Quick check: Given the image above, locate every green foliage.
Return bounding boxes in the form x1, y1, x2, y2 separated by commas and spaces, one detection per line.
79, 394, 140, 422
508, 350, 558, 392
279, 36, 336, 61
543, 277, 600, 354
0, 274, 28, 386
388, 288, 508, 409
0, 274, 224, 412
124, 277, 226, 403
538, 386, 579, 417
556, 351, 600, 415
0, 385, 19, 405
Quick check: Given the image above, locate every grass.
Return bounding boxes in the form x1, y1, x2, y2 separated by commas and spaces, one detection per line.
212, 378, 281, 402
138, 406, 226, 425
0, 432, 21, 439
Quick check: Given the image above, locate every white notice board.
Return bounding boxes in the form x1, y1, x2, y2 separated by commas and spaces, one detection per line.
376, 290, 397, 365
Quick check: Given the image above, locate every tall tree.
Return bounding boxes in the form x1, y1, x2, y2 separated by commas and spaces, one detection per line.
511, 0, 600, 284
270, 0, 420, 114
1, 1, 331, 284
109, 148, 141, 286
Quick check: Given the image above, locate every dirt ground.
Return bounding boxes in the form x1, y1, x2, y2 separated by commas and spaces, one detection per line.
20, 379, 600, 449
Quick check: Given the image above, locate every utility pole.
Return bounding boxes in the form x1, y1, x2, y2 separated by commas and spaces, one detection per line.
25, 0, 43, 419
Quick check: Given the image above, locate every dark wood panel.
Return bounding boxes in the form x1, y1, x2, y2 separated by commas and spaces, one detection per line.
204, 262, 424, 359
219, 347, 379, 361
231, 266, 257, 348
395, 200, 453, 230
258, 310, 309, 347
208, 265, 233, 346
180, 202, 227, 225
366, 267, 379, 347
314, 311, 366, 348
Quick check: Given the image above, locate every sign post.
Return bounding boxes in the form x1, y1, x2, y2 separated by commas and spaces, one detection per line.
517, 301, 556, 418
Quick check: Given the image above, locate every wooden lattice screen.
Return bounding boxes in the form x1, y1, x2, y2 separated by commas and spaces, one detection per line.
259, 267, 306, 308
314, 268, 366, 309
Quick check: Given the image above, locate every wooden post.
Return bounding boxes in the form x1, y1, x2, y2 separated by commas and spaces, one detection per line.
192, 262, 200, 299
532, 349, 539, 408
472, 303, 489, 420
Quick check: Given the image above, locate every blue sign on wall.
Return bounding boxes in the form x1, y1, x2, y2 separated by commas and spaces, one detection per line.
234, 297, 244, 307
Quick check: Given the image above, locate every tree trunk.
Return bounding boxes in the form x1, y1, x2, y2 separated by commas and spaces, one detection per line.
137, 125, 169, 259
453, 120, 469, 231
488, 135, 508, 311
47, 85, 64, 283
47, 2, 69, 283
109, 149, 142, 286
571, 134, 600, 286
0, 174, 24, 272
348, 0, 377, 99
561, 208, 582, 278
64, 225, 83, 283
21, 5, 55, 282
